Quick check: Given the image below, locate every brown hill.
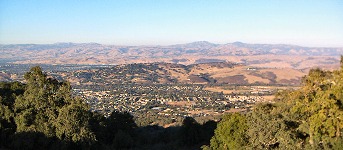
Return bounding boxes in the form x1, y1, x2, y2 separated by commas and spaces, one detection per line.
0, 42, 342, 70
62, 62, 306, 86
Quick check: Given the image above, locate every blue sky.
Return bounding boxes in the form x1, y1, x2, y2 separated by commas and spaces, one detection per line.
0, 0, 342, 47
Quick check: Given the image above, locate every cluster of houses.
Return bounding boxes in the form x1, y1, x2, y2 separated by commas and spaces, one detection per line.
73, 84, 272, 118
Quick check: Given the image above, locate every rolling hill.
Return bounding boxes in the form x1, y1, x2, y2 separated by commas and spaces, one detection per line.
59, 62, 306, 86
0, 42, 342, 70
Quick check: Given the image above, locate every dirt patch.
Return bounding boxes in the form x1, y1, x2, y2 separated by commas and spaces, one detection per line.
204, 87, 235, 94
218, 75, 248, 84
188, 75, 209, 83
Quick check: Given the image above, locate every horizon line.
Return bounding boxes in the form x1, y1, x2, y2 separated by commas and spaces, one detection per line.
1, 41, 343, 48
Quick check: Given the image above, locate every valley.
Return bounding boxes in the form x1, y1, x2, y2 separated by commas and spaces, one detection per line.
0, 41, 341, 126
0, 62, 303, 126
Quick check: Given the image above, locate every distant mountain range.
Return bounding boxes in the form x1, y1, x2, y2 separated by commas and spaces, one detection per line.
1, 41, 342, 69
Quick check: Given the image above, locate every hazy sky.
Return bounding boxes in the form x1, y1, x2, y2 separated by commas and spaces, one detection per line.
0, 0, 343, 47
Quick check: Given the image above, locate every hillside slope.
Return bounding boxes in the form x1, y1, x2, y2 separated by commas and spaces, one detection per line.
59, 62, 306, 85
1, 42, 342, 69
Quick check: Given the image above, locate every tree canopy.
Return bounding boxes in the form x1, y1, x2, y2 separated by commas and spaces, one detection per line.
0, 66, 137, 149
205, 57, 343, 150
0, 66, 215, 149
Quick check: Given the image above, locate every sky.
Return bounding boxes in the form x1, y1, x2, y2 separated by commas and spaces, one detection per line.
0, 0, 343, 47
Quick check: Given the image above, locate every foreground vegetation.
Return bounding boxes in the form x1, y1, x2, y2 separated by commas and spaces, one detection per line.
203, 57, 343, 150
1, 57, 342, 149
0, 66, 216, 150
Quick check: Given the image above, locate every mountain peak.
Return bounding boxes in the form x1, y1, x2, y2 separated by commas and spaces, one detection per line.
175, 41, 218, 48
189, 41, 215, 45
232, 41, 246, 46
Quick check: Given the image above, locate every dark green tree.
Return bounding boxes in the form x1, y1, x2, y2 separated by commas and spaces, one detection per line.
0, 81, 25, 108
209, 113, 248, 150
14, 66, 63, 136
180, 117, 202, 145
13, 66, 96, 147
0, 81, 25, 148
247, 103, 301, 149
112, 130, 134, 149
288, 67, 343, 149
55, 101, 96, 146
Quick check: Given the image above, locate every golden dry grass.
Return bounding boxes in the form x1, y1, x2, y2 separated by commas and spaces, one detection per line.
203, 87, 235, 94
